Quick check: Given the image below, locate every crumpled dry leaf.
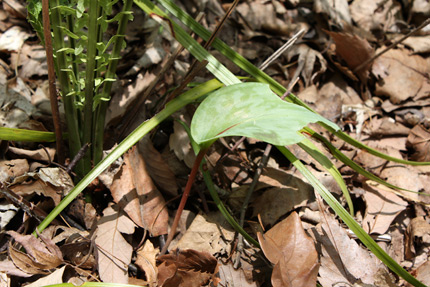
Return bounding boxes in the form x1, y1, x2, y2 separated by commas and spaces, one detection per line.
7, 230, 63, 275
218, 263, 258, 287
10, 167, 74, 205
252, 168, 315, 226
110, 146, 168, 235
0, 26, 28, 51
0, 258, 34, 277
25, 265, 66, 287
169, 119, 195, 169
236, 0, 293, 37
349, 0, 400, 32
257, 212, 319, 287
139, 136, 178, 197
135, 240, 159, 287
314, 0, 351, 27
95, 205, 136, 283
362, 182, 407, 234
408, 260, 430, 287
157, 249, 219, 287
405, 217, 430, 260
372, 48, 430, 104
7, 146, 55, 162
0, 158, 28, 182
286, 44, 327, 87
403, 36, 430, 54
312, 213, 382, 286
174, 212, 234, 255
407, 125, 430, 162
326, 31, 374, 83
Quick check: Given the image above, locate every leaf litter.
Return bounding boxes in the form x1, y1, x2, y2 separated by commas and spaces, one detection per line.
1, 0, 430, 286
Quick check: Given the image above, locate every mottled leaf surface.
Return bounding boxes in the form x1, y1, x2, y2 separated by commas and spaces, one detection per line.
191, 83, 338, 146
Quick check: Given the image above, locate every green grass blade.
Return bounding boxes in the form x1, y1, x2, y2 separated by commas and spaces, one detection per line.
303, 127, 425, 194
276, 146, 425, 287
297, 138, 354, 215
329, 125, 430, 166
35, 79, 224, 234
0, 127, 58, 142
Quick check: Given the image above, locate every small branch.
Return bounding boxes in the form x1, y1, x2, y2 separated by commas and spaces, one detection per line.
160, 147, 208, 255
41, 0, 64, 165
353, 18, 430, 73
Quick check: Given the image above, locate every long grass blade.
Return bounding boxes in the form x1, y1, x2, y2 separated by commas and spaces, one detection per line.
0, 127, 58, 142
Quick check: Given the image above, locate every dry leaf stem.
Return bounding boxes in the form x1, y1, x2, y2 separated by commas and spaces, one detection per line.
41, 0, 64, 165
160, 147, 208, 255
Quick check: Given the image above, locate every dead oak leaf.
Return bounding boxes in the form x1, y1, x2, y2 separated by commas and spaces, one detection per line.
135, 240, 159, 287
95, 205, 136, 284
257, 211, 319, 287
7, 231, 63, 275
157, 249, 219, 287
326, 30, 374, 83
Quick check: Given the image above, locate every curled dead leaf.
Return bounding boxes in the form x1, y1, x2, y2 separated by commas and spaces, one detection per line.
257, 212, 319, 287
157, 249, 219, 287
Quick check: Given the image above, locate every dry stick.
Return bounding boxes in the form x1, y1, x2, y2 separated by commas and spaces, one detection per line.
41, 0, 65, 165
353, 18, 430, 73
160, 148, 207, 255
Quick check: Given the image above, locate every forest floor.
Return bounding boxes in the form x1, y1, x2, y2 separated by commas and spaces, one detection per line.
0, 0, 430, 286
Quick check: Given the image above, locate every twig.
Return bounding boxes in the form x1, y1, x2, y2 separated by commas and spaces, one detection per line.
353, 18, 430, 73
41, 0, 65, 165
66, 143, 90, 174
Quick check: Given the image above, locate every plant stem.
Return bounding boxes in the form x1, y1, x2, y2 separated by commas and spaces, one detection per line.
160, 147, 208, 255
50, 0, 83, 176
82, 0, 100, 174
93, 0, 134, 165
41, 0, 64, 165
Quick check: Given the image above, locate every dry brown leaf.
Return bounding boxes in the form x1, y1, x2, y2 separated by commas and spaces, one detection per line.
218, 263, 258, 287
326, 31, 374, 83
408, 260, 430, 287
94, 205, 136, 283
7, 146, 55, 162
362, 183, 407, 234
372, 48, 430, 104
314, 0, 351, 26
252, 168, 315, 226
157, 249, 219, 287
407, 125, 430, 162
0, 258, 33, 277
405, 217, 430, 260
9, 167, 74, 205
26, 265, 66, 287
7, 231, 63, 275
257, 212, 319, 287
61, 241, 96, 270
169, 120, 195, 169
174, 212, 234, 255
403, 36, 430, 54
110, 146, 168, 235
313, 213, 382, 286
350, 0, 400, 32
286, 44, 327, 87
0, 159, 29, 182
135, 240, 159, 287
139, 136, 178, 197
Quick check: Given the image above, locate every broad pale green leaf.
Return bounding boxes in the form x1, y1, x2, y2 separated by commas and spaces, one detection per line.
191, 82, 338, 146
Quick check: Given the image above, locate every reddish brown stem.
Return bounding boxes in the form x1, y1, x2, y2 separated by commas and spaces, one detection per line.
160, 147, 208, 255
42, 0, 65, 165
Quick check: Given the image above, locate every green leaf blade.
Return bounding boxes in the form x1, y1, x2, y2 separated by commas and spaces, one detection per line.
191, 82, 338, 146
